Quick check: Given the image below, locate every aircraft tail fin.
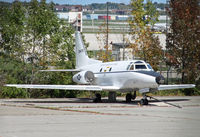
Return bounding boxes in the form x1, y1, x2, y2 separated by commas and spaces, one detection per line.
75, 31, 101, 68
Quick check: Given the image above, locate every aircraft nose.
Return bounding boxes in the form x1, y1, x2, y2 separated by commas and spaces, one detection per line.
155, 74, 165, 84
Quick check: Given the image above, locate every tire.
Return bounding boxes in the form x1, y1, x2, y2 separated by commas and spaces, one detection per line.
144, 99, 148, 105
140, 99, 148, 105
93, 93, 102, 103
126, 93, 132, 103
132, 91, 136, 100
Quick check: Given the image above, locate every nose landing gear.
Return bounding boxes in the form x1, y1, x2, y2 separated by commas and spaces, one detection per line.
139, 94, 182, 108
140, 94, 149, 105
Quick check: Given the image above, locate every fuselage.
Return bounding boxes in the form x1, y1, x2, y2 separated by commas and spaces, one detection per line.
78, 60, 164, 92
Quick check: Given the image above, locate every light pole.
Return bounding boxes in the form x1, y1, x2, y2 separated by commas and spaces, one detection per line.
92, 10, 94, 32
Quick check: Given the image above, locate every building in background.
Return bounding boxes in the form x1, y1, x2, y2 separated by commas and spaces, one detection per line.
98, 15, 111, 20
54, 5, 82, 12
55, 5, 83, 32
69, 11, 82, 32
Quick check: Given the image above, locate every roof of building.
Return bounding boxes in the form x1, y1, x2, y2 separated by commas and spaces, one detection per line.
111, 43, 130, 48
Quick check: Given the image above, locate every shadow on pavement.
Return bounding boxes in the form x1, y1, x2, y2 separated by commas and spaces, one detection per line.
5, 97, 190, 105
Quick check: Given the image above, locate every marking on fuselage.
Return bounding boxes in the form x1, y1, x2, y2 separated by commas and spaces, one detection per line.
77, 74, 81, 80
94, 71, 159, 78
100, 63, 118, 66
78, 49, 85, 53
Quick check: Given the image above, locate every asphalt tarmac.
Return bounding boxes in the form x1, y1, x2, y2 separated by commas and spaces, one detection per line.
0, 96, 200, 137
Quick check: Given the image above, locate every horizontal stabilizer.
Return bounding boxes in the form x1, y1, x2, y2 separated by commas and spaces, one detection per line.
39, 69, 80, 72
158, 84, 195, 90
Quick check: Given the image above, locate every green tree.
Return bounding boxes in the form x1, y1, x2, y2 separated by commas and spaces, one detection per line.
129, 0, 162, 70
0, 1, 29, 98
48, 19, 75, 69
96, 21, 113, 62
0, 0, 76, 98
166, 0, 200, 84
24, 0, 76, 97
0, 1, 26, 58
25, 0, 75, 83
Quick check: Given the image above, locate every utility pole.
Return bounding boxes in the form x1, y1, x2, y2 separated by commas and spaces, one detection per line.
122, 9, 125, 61
106, 2, 109, 62
92, 10, 94, 32
122, 32, 125, 60
166, 0, 170, 85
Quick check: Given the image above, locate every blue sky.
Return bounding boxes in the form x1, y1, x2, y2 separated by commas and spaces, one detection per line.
1, 0, 166, 4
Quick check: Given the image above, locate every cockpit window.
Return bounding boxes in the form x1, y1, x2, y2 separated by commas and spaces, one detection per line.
127, 62, 134, 70
135, 65, 147, 69
135, 61, 143, 64
147, 64, 153, 70
127, 65, 130, 70
129, 65, 134, 70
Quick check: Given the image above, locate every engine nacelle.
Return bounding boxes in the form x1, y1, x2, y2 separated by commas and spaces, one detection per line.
73, 71, 95, 84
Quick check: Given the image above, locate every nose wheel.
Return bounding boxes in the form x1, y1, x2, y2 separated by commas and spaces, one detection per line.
140, 94, 148, 105
140, 98, 148, 105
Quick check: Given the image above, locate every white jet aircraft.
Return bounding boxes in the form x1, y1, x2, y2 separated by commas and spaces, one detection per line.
6, 31, 195, 106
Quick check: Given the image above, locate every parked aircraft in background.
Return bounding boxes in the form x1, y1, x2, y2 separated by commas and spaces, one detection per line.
6, 31, 195, 106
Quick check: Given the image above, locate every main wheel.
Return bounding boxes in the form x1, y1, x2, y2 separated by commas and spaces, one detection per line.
126, 93, 132, 103
140, 99, 148, 105
132, 91, 136, 100
93, 93, 102, 103
144, 99, 148, 105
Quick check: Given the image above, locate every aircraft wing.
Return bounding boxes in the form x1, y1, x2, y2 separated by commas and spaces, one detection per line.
158, 84, 195, 91
6, 84, 195, 92
139, 84, 195, 93
5, 84, 119, 91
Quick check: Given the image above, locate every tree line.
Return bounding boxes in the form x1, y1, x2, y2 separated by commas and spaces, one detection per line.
0, 0, 77, 98
87, 2, 167, 11
0, 0, 199, 98
129, 0, 200, 95
166, 0, 200, 94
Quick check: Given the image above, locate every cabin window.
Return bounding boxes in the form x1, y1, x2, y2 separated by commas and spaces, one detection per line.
135, 65, 147, 69
100, 68, 102, 72
109, 67, 112, 72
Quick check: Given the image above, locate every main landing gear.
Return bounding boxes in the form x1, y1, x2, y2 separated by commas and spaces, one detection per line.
93, 92, 148, 106
126, 91, 136, 103
93, 92, 117, 103
93, 93, 102, 103
125, 92, 148, 105
93, 92, 181, 108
